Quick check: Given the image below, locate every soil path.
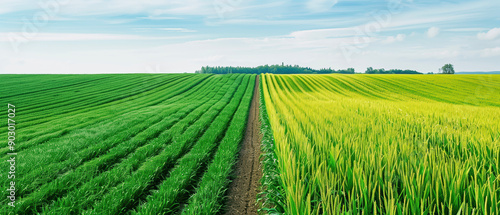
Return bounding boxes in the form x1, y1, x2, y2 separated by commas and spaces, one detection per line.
224, 76, 263, 215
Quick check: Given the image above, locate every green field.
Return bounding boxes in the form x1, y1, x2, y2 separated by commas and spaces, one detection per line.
260, 74, 500, 214
0, 74, 255, 214
1, 73, 499, 215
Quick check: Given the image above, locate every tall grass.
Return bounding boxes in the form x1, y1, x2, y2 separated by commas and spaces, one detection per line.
0, 74, 254, 214
261, 74, 500, 214
180, 74, 257, 214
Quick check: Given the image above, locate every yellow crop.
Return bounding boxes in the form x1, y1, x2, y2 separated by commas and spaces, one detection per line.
261, 74, 500, 214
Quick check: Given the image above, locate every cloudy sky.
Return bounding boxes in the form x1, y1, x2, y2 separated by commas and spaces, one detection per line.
0, 0, 499, 74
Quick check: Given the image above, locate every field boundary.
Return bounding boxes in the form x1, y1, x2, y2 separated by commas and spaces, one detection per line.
224, 76, 263, 214
257, 74, 285, 214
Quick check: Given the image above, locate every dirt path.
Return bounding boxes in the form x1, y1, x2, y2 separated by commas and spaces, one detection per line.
224, 76, 263, 215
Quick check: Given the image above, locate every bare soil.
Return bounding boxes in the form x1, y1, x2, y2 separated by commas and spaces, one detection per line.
224, 76, 263, 215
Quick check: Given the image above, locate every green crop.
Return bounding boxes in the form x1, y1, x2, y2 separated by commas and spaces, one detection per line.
0, 74, 255, 215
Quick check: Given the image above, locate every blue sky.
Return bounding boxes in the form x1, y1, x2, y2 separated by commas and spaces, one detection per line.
0, 0, 499, 74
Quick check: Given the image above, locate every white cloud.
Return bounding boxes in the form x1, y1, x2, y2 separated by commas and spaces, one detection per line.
481, 47, 500, 57
427, 27, 440, 38
133, 28, 197, 33
477, 28, 500, 40
139, 16, 183, 20
0, 33, 188, 42
0, 0, 216, 16
446, 28, 488, 32
306, 0, 338, 12
290, 27, 361, 39
159, 28, 196, 32
1, 0, 500, 74
423, 50, 460, 59
0, 0, 37, 14
2, 34, 500, 74
385, 34, 406, 43
0, 35, 377, 74
207, 17, 362, 27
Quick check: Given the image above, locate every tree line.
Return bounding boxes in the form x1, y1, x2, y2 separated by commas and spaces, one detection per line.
196, 64, 430, 75
196, 64, 355, 74
365, 67, 422, 74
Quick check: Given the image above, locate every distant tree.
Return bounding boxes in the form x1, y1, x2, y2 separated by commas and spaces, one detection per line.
365, 67, 420, 74
366, 67, 374, 74
442, 64, 455, 74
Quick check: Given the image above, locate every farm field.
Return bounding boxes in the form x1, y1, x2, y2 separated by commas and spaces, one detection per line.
260, 74, 500, 214
0, 73, 256, 214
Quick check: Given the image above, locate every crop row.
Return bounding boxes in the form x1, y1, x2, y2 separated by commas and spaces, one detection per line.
261, 74, 500, 214
180, 75, 256, 214
0, 74, 256, 215
0, 75, 224, 202
0, 74, 198, 142
0, 74, 209, 157
2, 74, 213, 211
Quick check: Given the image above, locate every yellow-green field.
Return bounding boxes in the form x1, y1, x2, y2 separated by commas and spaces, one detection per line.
260, 74, 500, 214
